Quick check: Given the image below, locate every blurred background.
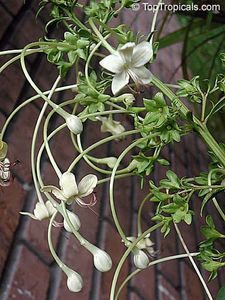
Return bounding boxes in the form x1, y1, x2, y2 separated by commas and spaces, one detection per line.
0, 0, 224, 299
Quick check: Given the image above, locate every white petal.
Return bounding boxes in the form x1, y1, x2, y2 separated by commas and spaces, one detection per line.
130, 66, 153, 84
20, 212, 37, 220
112, 71, 129, 95
100, 54, 124, 73
41, 185, 67, 201
119, 42, 135, 63
60, 172, 78, 198
132, 41, 153, 67
34, 202, 50, 220
45, 200, 57, 215
78, 174, 98, 197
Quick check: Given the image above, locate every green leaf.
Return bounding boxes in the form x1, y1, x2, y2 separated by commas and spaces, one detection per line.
216, 284, 225, 300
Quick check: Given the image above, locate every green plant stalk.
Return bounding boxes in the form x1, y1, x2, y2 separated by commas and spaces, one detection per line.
137, 193, 151, 235
68, 129, 142, 171
0, 84, 77, 139
30, 76, 61, 204
109, 133, 159, 244
110, 221, 164, 300
174, 223, 213, 300
152, 76, 225, 168
115, 252, 200, 300
208, 168, 225, 221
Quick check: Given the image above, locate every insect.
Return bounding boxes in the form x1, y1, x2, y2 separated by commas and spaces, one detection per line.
0, 158, 20, 187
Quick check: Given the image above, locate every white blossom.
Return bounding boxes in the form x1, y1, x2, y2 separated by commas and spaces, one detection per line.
20, 200, 56, 221
98, 117, 125, 136
42, 172, 98, 205
100, 41, 153, 95
127, 234, 155, 256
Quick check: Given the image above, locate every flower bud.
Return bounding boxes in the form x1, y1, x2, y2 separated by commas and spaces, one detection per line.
20, 200, 56, 221
64, 210, 81, 232
66, 115, 83, 135
133, 248, 149, 269
66, 270, 83, 292
127, 159, 139, 171
0, 140, 8, 160
93, 248, 112, 272
99, 117, 125, 136
95, 157, 117, 169
115, 93, 135, 105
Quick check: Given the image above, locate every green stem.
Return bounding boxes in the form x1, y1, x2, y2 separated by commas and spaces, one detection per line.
89, 18, 117, 55
68, 129, 142, 171
152, 76, 225, 168
110, 222, 164, 300
137, 193, 151, 235
31, 76, 61, 203
115, 252, 200, 300
109, 133, 159, 243
0, 84, 77, 139
174, 223, 213, 300
208, 168, 225, 221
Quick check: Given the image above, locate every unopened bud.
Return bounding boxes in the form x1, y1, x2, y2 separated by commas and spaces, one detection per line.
93, 248, 112, 272
64, 210, 81, 232
0, 140, 8, 160
133, 248, 149, 269
66, 270, 83, 292
66, 115, 83, 135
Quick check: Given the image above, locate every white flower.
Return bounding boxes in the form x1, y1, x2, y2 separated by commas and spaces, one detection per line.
66, 269, 83, 292
133, 248, 149, 269
100, 41, 153, 95
20, 200, 56, 221
42, 172, 98, 205
98, 117, 125, 136
66, 114, 83, 135
64, 210, 81, 232
127, 233, 155, 256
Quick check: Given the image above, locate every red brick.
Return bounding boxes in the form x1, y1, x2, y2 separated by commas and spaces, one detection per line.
0, 6, 13, 40
7, 246, 50, 300
158, 275, 181, 300
1, 0, 24, 16
0, 179, 26, 274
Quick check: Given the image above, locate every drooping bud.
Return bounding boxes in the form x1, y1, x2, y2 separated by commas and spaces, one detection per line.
133, 248, 149, 269
66, 114, 83, 135
66, 270, 83, 292
83, 241, 112, 272
64, 210, 81, 232
95, 157, 117, 169
92, 248, 112, 272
